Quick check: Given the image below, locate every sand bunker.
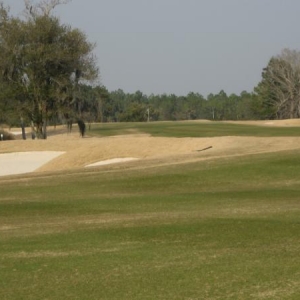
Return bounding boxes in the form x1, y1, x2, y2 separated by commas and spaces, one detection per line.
1, 119, 300, 177
86, 158, 139, 168
0, 151, 65, 177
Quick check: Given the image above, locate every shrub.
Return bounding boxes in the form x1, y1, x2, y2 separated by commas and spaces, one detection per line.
77, 119, 86, 137
0, 129, 15, 141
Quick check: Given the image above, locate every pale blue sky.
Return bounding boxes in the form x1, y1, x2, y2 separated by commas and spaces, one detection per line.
8, 0, 300, 96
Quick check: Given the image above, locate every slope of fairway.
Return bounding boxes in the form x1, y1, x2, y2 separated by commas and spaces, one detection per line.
0, 146, 300, 299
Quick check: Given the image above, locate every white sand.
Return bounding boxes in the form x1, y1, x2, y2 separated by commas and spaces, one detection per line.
10, 131, 23, 136
0, 151, 65, 177
86, 158, 139, 167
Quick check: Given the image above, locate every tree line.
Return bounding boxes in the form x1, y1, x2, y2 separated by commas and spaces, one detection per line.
0, 0, 299, 139
71, 87, 260, 123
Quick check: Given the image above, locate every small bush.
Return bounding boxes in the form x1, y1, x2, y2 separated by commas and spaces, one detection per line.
0, 129, 15, 141
77, 119, 86, 137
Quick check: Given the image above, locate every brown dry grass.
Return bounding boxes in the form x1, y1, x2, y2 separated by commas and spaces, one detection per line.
1, 120, 300, 174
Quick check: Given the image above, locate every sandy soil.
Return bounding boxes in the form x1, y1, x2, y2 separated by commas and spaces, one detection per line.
86, 158, 139, 167
224, 119, 300, 127
1, 119, 300, 177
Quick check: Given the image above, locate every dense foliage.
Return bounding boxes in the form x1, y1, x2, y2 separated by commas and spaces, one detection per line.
0, 0, 98, 138
87, 89, 259, 123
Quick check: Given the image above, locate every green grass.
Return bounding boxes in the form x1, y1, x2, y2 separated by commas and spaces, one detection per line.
1, 149, 300, 299
89, 121, 300, 138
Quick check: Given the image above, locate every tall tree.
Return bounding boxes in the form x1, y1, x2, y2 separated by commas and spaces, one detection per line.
0, 0, 98, 138
255, 49, 300, 119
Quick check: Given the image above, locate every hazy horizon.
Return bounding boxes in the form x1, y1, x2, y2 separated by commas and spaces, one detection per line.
8, 0, 300, 96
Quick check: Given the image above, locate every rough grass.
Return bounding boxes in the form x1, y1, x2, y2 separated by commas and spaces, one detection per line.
1, 149, 300, 299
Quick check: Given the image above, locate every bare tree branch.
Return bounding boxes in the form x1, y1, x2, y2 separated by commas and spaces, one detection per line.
24, 0, 71, 17
266, 55, 300, 118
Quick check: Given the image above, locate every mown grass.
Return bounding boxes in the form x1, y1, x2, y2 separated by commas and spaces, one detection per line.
89, 121, 300, 138
1, 149, 300, 299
